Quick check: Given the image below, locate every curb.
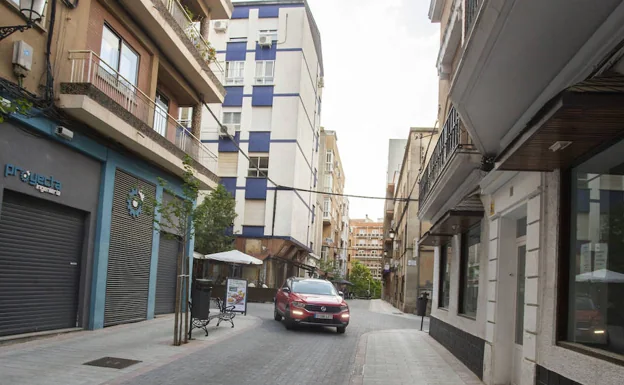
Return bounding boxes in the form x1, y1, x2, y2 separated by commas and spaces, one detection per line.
349, 331, 369, 385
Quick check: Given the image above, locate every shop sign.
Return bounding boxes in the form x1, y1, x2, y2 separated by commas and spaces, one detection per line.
580, 243, 592, 274
594, 243, 608, 271
4, 164, 62, 196
407, 260, 417, 266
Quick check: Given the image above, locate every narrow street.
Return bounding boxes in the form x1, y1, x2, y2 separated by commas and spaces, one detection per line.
0, 300, 481, 385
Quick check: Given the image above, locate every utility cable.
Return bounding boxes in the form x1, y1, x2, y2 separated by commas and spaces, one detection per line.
202, 102, 419, 202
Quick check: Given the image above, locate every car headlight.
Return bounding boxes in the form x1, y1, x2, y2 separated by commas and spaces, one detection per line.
340, 305, 348, 311
292, 301, 306, 309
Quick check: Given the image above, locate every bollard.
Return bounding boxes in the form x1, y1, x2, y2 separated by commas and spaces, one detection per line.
416, 292, 429, 331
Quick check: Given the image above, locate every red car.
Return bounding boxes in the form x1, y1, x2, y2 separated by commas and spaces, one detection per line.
274, 277, 350, 333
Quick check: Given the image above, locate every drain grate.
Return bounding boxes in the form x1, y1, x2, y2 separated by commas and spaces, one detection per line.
393, 312, 404, 315
84, 357, 141, 370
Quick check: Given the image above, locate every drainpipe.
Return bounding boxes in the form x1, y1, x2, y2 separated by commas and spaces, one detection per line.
271, 188, 278, 236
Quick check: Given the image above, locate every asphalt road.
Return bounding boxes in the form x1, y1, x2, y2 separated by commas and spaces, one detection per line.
119, 300, 428, 385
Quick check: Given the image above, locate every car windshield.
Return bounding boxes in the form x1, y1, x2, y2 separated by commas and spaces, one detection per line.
292, 281, 337, 296
576, 296, 596, 311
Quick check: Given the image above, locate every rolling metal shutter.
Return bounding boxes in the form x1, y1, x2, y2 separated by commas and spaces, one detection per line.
154, 234, 179, 315
104, 170, 155, 326
0, 190, 84, 337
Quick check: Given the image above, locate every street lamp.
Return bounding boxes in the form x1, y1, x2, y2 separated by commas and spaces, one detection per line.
0, 0, 48, 41
389, 229, 395, 239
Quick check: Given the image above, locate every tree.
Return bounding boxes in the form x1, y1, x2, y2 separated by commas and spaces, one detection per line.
153, 155, 203, 346
318, 258, 342, 280
193, 184, 237, 255
349, 261, 381, 298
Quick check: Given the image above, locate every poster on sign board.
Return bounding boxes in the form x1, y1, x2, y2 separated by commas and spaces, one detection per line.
225, 278, 248, 315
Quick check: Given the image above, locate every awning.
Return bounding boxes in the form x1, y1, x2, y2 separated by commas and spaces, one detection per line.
576, 269, 624, 283
419, 193, 484, 246
195, 250, 263, 265
496, 72, 624, 171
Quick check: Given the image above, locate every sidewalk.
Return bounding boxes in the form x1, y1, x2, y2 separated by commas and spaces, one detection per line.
368, 299, 429, 330
352, 329, 484, 385
0, 311, 260, 385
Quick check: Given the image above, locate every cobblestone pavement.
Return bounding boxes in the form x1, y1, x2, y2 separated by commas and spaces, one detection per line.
0, 300, 481, 385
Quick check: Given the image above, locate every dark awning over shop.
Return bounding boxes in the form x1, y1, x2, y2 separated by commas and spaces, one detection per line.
496, 72, 624, 172
419, 194, 484, 247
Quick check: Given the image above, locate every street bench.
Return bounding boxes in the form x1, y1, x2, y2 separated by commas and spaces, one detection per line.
188, 297, 236, 338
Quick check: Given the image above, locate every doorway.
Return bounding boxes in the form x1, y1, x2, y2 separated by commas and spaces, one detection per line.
512, 217, 527, 385
154, 92, 169, 137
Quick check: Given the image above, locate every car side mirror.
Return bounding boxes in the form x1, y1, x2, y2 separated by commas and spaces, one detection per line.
338, 291, 344, 298
282, 287, 290, 293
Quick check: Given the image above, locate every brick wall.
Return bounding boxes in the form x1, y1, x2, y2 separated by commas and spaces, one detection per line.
429, 316, 485, 379
536, 365, 581, 385
86, 0, 153, 94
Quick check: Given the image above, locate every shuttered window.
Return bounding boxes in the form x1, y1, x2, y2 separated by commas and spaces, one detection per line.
218, 152, 239, 177
244, 200, 266, 226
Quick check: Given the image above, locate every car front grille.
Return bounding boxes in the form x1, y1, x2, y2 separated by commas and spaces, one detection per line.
304, 304, 341, 313
304, 316, 343, 325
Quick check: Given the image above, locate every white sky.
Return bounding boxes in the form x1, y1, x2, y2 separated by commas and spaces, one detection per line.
306, 0, 440, 219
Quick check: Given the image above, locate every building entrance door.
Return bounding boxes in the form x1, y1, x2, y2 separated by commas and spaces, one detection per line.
512, 230, 527, 385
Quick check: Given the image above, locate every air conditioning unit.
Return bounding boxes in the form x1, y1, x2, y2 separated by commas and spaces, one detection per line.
258, 34, 272, 47
219, 124, 235, 137
214, 20, 228, 32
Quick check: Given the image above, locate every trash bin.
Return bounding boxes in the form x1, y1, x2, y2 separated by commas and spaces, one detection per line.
416, 292, 429, 317
191, 279, 213, 320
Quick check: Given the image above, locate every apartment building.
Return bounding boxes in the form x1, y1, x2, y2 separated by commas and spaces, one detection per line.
382, 139, 407, 300
383, 129, 436, 314
349, 217, 383, 281
200, 0, 324, 287
421, 1, 624, 385
0, 0, 230, 337
314, 128, 348, 276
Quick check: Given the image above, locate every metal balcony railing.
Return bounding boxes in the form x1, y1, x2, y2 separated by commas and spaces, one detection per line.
419, 106, 476, 204
67, 50, 218, 173
158, 0, 224, 78
464, 0, 482, 36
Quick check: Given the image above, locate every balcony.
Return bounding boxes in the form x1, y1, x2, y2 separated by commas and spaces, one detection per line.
59, 51, 218, 189
118, 0, 229, 104
449, 0, 624, 157
418, 106, 481, 221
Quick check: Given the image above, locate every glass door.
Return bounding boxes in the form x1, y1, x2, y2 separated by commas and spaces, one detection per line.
153, 92, 169, 137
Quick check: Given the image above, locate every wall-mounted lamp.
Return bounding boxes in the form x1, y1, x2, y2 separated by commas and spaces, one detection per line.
0, 1, 48, 41
389, 229, 395, 239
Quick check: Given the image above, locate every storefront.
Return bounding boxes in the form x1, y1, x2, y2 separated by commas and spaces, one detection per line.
0, 121, 101, 337
0, 112, 193, 337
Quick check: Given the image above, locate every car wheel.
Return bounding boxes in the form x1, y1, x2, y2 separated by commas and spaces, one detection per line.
274, 305, 282, 321
284, 307, 294, 330
337, 326, 346, 334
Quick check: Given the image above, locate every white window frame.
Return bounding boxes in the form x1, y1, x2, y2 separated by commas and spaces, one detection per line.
323, 198, 331, 218
325, 150, 334, 172
225, 61, 245, 85
248, 156, 269, 178
223, 111, 242, 131
255, 60, 275, 85
324, 174, 333, 194
259, 29, 278, 41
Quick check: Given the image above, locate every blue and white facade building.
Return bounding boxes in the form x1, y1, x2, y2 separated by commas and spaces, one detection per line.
201, 0, 324, 286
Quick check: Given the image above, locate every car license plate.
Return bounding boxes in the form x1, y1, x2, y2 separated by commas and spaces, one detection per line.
315, 313, 333, 319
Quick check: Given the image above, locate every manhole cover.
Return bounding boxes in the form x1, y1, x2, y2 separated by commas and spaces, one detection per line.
84, 357, 141, 370
393, 312, 404, 315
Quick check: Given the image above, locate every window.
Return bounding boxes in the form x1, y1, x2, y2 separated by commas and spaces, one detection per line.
439, 242, 452, 308
323, 198, 330, 218
324, 174, 333, 193
223, 112, 242, 131
312, 205, 315, 224
326, 150, 334, 172
459, 222, 481, 317
259, 29, 278, 41
247, 156, 269, 177
255, 60, 275, 84
321, 246, 328, 261
567, 138, 624, 356
100, 25, 139, 88
178, 107, 192, 129
225, 61, 245, 85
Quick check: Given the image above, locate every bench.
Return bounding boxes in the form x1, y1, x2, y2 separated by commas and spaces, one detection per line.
188, 297, 236, 338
